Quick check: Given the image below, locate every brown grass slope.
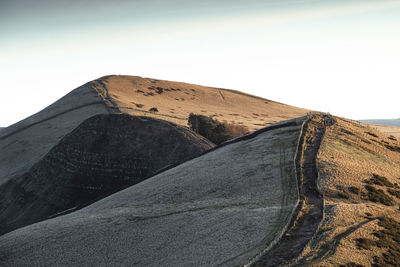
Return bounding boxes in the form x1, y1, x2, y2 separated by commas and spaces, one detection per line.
296, 117, 400, 266
93, 75, 308, 131
363, 123, 400, 139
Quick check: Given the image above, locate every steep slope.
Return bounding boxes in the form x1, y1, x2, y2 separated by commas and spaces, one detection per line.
0, 82, 110, 186
0, 118, 305, 266
0, 114, 213, 236
296, 117, 400, 266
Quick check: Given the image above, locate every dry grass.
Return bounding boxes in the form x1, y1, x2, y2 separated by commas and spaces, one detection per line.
91, 75, 308, 131
364, 123, 400, 139
299, 117, 400, 266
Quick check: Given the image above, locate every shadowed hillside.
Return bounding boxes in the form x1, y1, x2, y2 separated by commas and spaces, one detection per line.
0, 114, 213, 236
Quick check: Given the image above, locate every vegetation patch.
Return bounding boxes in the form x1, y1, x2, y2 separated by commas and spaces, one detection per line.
388, 135, 397, 141
149, 107, 158, 113
336, 191, 351, 199
362, 185, 394, 206
365, 174, 394, 187
385, 144, 400, 153
348, 186, 360, 194
387, 188, 400, 199
361, 139, 371, 144
356, 238, 375, 250
372, 216, 400, 266
340, 128, 355, 136
148, 86, 164, 94
366, 132, 378, 138
354, 217, 400, 266
340, 262, 365, 267
188, 113, 249, 145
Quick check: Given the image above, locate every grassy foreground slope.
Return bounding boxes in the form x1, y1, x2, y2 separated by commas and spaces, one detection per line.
297, 117, 400, 266
0, 118, 304, 266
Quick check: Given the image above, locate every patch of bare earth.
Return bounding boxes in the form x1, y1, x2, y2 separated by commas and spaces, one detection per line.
296, 117, 400, 266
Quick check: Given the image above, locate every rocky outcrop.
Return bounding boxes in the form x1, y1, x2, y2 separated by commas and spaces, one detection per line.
0, 114, 214, 236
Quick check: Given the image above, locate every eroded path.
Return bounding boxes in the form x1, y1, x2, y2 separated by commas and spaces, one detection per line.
250, 114, 334, 266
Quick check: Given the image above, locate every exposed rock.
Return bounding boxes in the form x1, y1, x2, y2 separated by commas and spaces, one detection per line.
0, 114, 214, 236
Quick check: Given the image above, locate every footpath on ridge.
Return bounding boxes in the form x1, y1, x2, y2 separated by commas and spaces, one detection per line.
250, 114, 335, 266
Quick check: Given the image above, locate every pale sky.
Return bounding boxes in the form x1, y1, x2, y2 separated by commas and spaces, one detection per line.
1, 0, 399, 126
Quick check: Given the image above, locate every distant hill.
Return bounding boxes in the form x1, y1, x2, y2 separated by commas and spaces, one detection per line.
360, 118, 400, 127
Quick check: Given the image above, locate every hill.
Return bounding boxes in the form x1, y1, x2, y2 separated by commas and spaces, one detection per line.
1, 114, 399, 266
92, 75, 308, 131
0, 75, 307, 188
0, 75, 306, 235
0, 114, 213, 235
2, 75, 399, 265
297, 117, 400, 266
0, 117, 306, 266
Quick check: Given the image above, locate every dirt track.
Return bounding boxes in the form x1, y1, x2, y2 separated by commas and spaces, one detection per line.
250, 114, 335, 266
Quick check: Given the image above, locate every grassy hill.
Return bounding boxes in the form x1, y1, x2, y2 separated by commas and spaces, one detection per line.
1, 75, 399, 266
92, 75, 308, 131
0, 117, 305, 266
297, 117, 400, 266
0, 75, 307, 237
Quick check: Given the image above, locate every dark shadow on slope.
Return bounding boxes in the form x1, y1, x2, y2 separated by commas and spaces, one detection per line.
0, 114, 214, 236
